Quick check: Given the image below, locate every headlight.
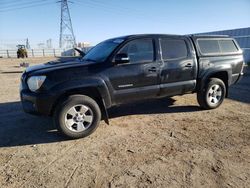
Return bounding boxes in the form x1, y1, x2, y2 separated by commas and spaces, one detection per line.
27, 76, 46, 92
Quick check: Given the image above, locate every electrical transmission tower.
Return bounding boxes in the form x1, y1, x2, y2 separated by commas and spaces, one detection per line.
59, 0, 76, 49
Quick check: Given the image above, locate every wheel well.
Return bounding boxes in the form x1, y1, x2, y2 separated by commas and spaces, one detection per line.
208, 71, 229, 97
50, 87, 107, 120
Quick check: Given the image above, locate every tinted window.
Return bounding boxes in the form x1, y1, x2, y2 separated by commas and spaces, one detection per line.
198, 40, 220, 54
219, 40, 238, 53
160, 39, 187, 60
118, 39, 154, 63
82, 39, 123, 62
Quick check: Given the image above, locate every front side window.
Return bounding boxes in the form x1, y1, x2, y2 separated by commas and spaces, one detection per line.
118, 39, 154, 63
160, 39, 188, 60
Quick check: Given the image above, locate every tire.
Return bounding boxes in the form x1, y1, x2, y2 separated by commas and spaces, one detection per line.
54, 95, 101, 139
197, 78, 226, 110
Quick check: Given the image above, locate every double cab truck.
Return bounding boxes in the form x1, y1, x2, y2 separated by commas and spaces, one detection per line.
20, 34, 244, 139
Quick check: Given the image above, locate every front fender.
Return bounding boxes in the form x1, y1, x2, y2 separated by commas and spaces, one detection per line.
49, 77, 112, 108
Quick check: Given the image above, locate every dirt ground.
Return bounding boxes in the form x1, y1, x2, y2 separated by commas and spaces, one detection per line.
0, 57, 249, 188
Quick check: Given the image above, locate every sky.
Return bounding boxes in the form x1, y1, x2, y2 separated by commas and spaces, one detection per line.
0, 0, 250, 48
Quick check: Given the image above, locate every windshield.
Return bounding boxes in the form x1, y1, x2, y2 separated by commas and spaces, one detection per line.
82, 39, 124, 62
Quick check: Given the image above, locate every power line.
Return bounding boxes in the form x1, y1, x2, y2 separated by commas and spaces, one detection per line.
0, 0, 45, 9
0, 0, 26, 6
73, 1, 141, 17
73, 0, 167, 24
0, 1, 56, 13
76, 0, 147, 15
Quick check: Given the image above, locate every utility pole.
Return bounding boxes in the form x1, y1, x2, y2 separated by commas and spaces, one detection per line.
59, 0, 76, 49
47, 39, 52, 49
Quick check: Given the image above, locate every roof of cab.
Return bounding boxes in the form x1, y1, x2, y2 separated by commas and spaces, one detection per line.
190, 34, 231, 39
125, 34, 185, 40
104, 34, 233, 44
108, 34, 184, 41
109, 34, 232, 41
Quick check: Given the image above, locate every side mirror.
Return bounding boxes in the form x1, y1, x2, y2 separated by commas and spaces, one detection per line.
115, 53, 130, 64
74, 48, 86, 57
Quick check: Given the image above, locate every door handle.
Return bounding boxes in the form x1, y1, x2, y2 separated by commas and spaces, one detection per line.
185, 63, 192, 68
148, 67, 157, 72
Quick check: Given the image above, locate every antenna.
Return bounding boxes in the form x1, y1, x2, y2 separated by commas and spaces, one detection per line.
59, 0, 76, 49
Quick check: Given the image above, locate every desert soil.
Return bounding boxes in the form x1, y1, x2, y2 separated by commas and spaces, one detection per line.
0, 57, 249, 188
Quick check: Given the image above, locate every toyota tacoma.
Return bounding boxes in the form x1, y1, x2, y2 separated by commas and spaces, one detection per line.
20, 34, 245, 139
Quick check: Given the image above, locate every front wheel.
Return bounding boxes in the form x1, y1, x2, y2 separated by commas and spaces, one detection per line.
54, 95, 101, 139
197, 78, 226, 110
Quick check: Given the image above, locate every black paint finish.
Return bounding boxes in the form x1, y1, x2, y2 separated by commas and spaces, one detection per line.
20, 34, 245, 118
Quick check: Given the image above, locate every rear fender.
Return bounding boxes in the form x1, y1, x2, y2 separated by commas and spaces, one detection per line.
198, 66, 232, 91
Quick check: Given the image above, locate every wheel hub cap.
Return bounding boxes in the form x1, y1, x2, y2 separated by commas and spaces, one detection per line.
74, 113, 86, 122
64, 105, 94, 132
207, 84, 222, 105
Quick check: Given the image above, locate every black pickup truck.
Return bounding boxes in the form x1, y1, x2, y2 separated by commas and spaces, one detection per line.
20, 34, 244, 138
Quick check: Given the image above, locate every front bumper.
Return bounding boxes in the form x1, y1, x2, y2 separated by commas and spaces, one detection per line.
20, 90, 57, 116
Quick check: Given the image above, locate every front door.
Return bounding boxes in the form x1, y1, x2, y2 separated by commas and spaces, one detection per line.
105, 38, 160, 104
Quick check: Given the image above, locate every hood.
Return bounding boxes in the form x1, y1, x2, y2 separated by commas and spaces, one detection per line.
25, 59, 94, 74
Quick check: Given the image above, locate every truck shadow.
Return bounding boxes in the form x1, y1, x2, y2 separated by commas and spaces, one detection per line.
0, 99, 200, 148
108, 98, 200, 118
0, 102, 65, 148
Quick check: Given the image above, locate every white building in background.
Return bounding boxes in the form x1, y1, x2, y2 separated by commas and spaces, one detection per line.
77, 42, 91, 48
196, 27, 250, 63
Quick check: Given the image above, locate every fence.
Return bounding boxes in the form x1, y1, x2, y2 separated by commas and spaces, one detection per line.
243, 48, 250, 63
0, 47, 92, 58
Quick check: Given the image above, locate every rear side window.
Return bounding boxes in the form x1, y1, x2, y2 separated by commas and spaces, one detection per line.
198, 39, 238, 55
219, 40, 238, 53
160, 39, 188, 60
198, 40, 220, 54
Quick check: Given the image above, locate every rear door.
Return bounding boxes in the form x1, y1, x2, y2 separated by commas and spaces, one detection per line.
159, 37, 197, 97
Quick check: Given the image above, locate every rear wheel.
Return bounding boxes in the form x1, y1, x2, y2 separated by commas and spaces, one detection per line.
54, 95, 101, 139
197, 78, 226, 110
